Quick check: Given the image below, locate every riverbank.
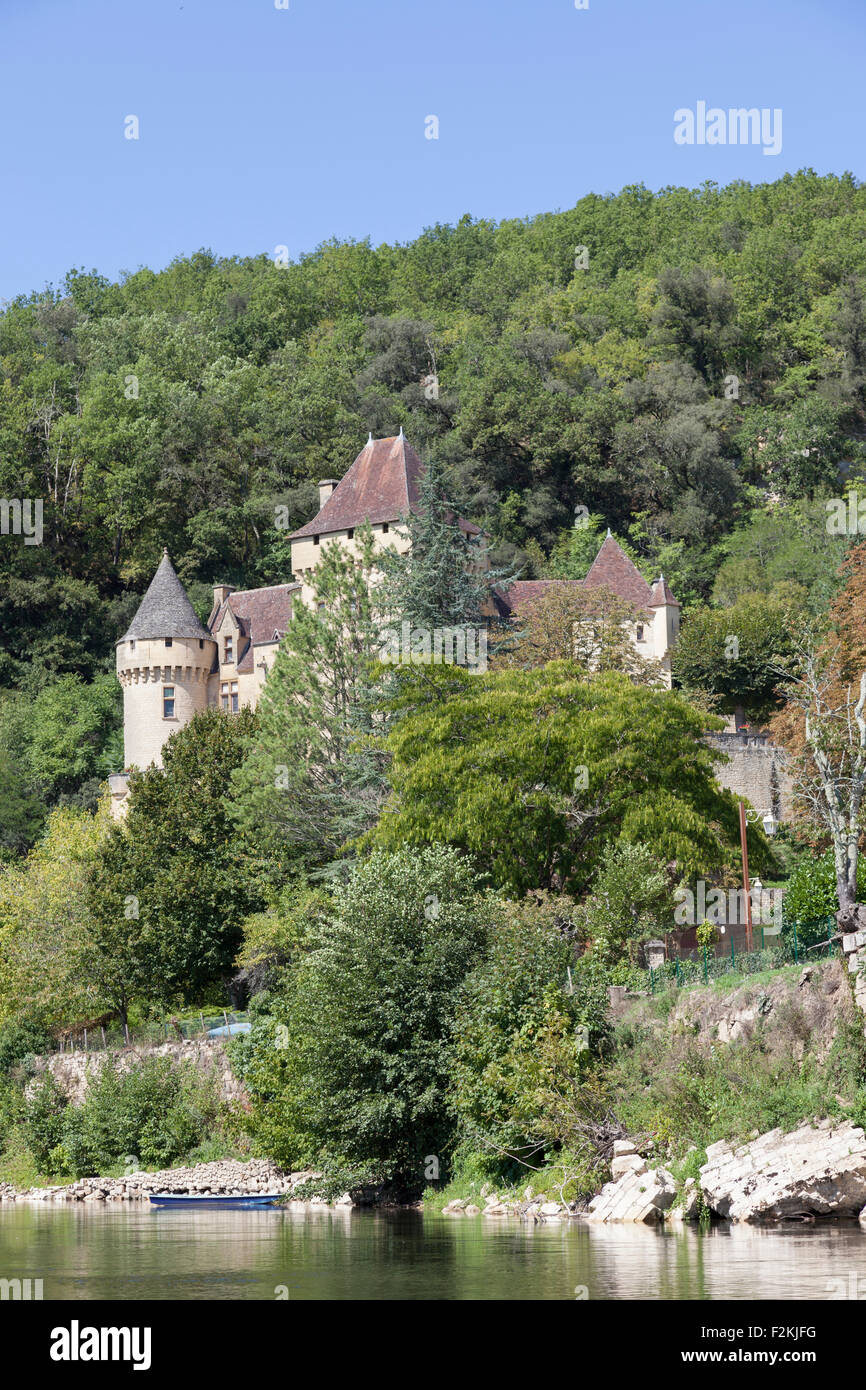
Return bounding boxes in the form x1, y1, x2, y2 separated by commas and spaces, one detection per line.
0, 1158, 344, 1206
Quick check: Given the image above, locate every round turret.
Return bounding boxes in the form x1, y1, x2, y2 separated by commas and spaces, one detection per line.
116, 550, 217, 771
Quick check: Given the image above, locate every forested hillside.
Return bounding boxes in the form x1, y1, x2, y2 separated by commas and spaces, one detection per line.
2, 169, 866, 844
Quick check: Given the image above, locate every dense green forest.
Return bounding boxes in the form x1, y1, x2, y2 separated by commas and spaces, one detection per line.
2, 169, 866, 847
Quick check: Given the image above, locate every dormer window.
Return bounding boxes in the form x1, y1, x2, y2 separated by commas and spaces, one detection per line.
225, 636, 233, 662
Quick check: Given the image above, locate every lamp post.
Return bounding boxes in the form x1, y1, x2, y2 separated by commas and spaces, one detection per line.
738, 804, 777, 954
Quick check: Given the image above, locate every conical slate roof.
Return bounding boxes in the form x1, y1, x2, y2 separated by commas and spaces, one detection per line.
119, 550, 212, 643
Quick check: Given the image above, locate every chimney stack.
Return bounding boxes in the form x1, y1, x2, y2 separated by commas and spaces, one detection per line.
318, 479, 338, 509
213, 584, 234, 610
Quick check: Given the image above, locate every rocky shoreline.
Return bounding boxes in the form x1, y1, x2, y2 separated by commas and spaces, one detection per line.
0, 1159, 356, 1208
5, 1120, 866, 1225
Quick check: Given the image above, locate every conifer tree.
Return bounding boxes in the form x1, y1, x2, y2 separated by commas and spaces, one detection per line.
229, 526, 388, 876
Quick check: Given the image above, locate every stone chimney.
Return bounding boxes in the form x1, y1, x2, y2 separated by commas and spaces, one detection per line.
318, 479, 339, 509
213, 584, 234, 609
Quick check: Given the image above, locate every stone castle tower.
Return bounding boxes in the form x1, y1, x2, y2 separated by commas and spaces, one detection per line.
108, 433, 685, 818
113, 550, 216, 788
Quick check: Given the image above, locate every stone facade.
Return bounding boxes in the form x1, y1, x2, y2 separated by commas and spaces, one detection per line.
35, 1039, 247, 1107
705, 731, 794, 821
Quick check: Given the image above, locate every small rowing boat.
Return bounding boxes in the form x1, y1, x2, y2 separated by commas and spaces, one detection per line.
149, 1193, 282, 1209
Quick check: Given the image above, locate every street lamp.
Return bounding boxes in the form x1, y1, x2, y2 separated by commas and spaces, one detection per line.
738, 804, 778, 953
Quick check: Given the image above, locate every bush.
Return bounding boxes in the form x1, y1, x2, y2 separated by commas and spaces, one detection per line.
451, 894, 607, 1164
243, 845, 490, 1189
24, 1056, 222, 1178
0, 1017, 53, 1076
783, 849, 866, 946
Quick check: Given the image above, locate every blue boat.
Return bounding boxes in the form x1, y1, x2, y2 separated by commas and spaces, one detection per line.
149, 1192, 282, 1209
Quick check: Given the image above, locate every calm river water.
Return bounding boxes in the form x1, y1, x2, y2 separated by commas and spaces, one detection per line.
2, 1206, 866, 1300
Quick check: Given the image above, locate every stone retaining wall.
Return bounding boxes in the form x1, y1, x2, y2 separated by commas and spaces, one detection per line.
33, 1039, 247, 1107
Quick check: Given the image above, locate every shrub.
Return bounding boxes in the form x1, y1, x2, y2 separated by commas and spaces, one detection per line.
24, 1056, 221, 1178
243, 845, 490, 1189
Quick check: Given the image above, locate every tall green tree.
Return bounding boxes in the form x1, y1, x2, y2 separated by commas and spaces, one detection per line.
229, 528, 387, 876
367, 663, 773, 896
88, 708, 263, 1016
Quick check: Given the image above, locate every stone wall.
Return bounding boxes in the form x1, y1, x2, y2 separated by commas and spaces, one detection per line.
33, 1039, 247, 1107
705, 732, 794, 820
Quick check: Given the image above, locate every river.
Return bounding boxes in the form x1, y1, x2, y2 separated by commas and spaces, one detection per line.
1, 1206, 865, 1300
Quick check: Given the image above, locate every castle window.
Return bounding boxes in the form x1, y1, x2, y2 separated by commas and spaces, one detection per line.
382, 522, 389, 534
221, 681, 239, 713
199, 639, 204, 649
313, 535, 320, 546
636, 624, 645, 642
165, 637, 173, 648
224, 636, 233, 662
347, 528, 354, 540
163, 687, 175, 719
130, 640, 135, 652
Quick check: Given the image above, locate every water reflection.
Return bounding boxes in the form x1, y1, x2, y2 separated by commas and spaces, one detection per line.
0, 1206, 863, 1301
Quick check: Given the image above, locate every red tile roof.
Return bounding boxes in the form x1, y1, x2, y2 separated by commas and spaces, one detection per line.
289, 434, 480, 540
583, 534, 654, 607
289, 435, 424, 539
496, 536, 677, 615
208, 583, 298, 671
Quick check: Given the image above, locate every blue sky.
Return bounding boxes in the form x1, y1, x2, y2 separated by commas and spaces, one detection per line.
0, 0, 863, 300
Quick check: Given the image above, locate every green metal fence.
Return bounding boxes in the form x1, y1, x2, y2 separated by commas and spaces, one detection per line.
647, 917, 839, 993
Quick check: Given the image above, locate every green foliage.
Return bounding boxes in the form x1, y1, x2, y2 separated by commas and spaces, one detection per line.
87, 708, 264, 1019
575, 841, 670, 967
783, 849, 866, 941
369, 662, 768, 895
0, 1017, 54, 1076
228, 530, 388, 876
451, 894, 608, 1162
3, 172, 866, 709
23, 1056, 223, 1178
242, 845, 490, 1188
0, 802, 111, 1027
672, 593, 795, 718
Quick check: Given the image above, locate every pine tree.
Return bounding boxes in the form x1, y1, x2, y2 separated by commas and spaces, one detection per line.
228, 526, 388, 877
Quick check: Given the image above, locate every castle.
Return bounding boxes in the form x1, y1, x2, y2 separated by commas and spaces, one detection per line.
108, 432, 680, 816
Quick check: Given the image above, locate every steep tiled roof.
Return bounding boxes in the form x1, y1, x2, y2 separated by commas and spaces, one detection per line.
120, 550, 212, 643
289, 433, 481, 541
583, 534, 654, 608
209, 584, 298, 647
649, 576, 680, 607
289, 435, 425, 539
496, 580, 573, 615
496, 536, 676, 616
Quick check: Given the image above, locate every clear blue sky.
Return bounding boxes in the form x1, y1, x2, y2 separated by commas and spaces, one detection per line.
1, 0, 863, 301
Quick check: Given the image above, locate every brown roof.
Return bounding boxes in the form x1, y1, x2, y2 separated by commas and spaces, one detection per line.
209, 583, 299, 671
289, 434, 424, 539
496, 580, 574, 615
649, 576, 680, 607
496, 536, 677, 616
289, 433, 480, 541
583, 534, 654, 607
